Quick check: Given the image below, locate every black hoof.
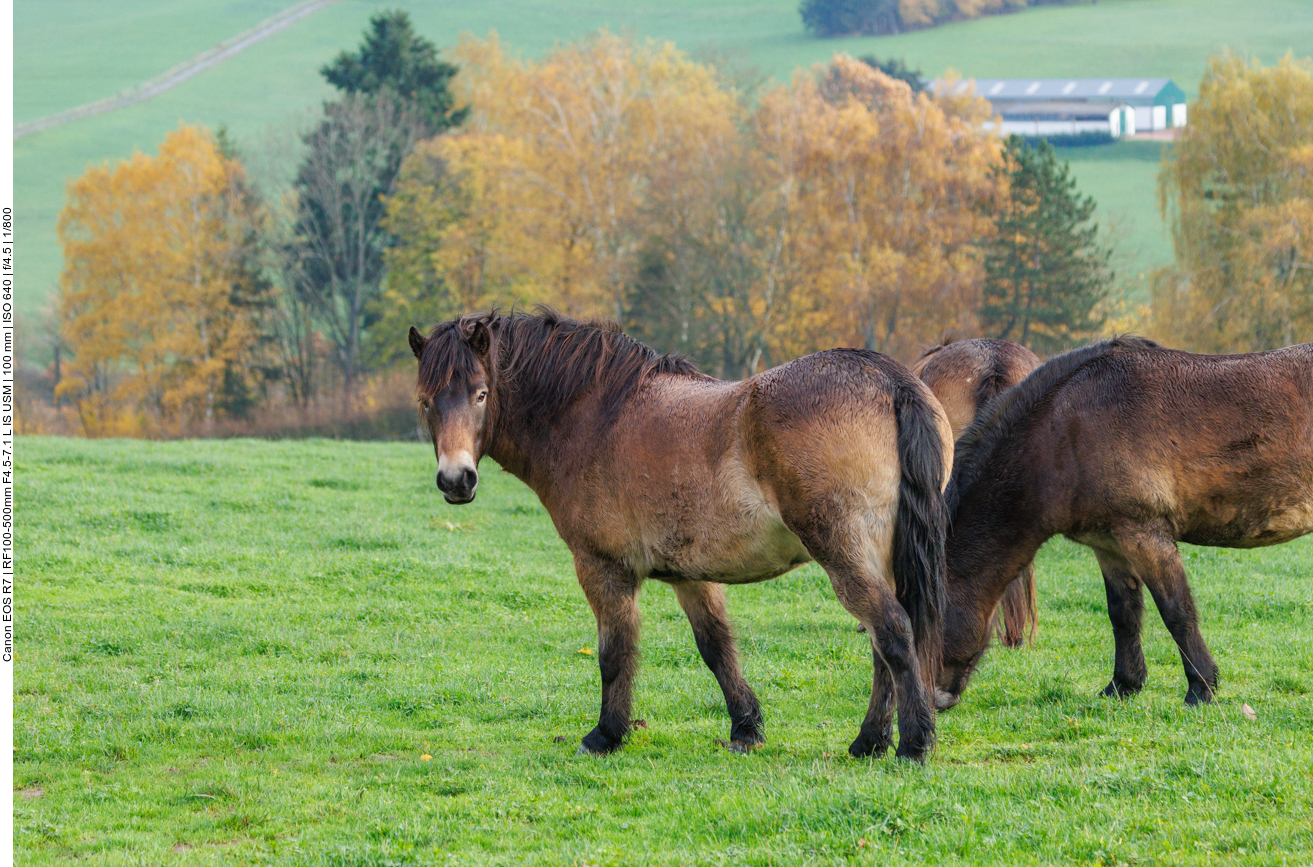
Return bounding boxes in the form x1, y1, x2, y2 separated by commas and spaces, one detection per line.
716, 738, 761, 754
730, 724, 764, 745
1101, 680, 1143, 699
1184, 683, 1215, 706
848, 735, 891, 759
894, 744, 929, 764
579, 726, 623, 755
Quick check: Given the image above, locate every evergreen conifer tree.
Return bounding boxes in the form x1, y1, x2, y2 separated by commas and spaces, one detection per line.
982, 135, 1112, 353
290, 11, 465, 403
321, 10, 467, 135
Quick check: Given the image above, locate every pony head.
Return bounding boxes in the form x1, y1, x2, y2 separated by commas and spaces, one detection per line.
409, 314, 497, 504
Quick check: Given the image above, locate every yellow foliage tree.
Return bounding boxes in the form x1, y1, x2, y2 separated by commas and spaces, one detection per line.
764, 57, 1000, 360
56, 125, 269, 436
1154, 53, 1313, 351
385, 34, 1000, 372
385, 31, 739, 323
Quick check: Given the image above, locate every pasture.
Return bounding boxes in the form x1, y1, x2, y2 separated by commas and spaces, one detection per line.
16, 436, 1313, 865
15, 0, 1313, 320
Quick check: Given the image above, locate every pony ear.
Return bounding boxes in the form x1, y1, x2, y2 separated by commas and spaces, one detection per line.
463, 319, 491, 356
408, 326, 427, 360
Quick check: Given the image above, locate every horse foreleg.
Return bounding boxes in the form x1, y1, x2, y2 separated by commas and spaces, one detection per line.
1114, 528, 1219, 705
670, 580, 764, 751
1094, 549, 1148, 698
575, 554, 641, 754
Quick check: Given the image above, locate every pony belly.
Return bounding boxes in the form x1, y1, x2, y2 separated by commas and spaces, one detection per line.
647, 514, 813, 584
1264, 501, 1313, 543
1199, 501, 1313, 548
704, 526, 813, 584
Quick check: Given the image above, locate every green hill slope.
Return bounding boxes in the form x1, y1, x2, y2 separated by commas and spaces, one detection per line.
16, 0, 1313, 322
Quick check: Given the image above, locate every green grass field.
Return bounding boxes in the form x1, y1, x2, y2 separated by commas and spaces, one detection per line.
15, 0, 1313, 322
16, 436, 1313, 864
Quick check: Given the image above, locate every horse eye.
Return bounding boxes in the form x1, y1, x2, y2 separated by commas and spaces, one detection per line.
476, 390, 488, 404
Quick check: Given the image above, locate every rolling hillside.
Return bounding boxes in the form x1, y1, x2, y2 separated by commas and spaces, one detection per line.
16, 0, 1313, 323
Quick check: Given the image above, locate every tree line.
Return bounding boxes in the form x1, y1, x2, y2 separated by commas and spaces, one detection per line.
44, 14, 1307, 437
799, 0, 1076, 38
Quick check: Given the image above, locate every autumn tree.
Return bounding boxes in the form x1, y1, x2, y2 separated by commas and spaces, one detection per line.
770, 56, 1000, 360
383, 39, 999, 371
981, 135, 1112, 353
626, 128, 792, 378
1153, 53, 1313, 351
385, 32, 739, 324
800, 0, 1066, 36
56, 125, 272, 436
631, 57, 999, 371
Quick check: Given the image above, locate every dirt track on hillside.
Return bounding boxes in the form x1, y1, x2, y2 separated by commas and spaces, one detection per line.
14, 0, 340, 140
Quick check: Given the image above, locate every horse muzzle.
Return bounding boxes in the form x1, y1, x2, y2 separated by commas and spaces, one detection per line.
934, 689, 961, 712
437, 467, 478, 504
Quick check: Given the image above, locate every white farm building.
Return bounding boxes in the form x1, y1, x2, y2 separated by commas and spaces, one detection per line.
935, 78, 1189, 138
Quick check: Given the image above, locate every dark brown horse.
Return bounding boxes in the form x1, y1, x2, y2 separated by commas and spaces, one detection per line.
936, 337, 1313, 710
409, 310, 953, 761
913, 339, 1042, 648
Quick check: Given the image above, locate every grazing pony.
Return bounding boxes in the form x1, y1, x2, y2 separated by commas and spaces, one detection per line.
936, 337, 1313, 709
913, 339, 1042, 648
409, 310, 953, 761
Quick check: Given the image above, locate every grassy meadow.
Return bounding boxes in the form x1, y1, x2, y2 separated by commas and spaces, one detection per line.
16, 0, 1313, 321
15, 436, 1313, 865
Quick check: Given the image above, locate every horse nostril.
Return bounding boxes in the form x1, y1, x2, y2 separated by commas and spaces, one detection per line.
462, 468, 478, 491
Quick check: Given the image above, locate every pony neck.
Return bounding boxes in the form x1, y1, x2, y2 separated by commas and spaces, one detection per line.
479, 328, 599, 499
482, 350, 538, 488
944, 474, 1049, 651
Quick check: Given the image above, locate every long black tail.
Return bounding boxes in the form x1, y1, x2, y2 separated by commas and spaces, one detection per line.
891, 379, 949, 691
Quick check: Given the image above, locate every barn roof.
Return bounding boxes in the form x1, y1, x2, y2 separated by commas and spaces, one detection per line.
933, 78, 1185, 106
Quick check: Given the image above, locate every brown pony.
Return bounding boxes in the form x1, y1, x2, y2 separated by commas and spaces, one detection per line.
913, 339, 1042, 648
936, 337, 1313, 710
409, 310, 953, 761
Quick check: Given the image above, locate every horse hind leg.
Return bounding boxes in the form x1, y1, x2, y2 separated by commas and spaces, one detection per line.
1094, 548, 1148, 698
1113, 527, 1219, 705
574, 553, 642, 754
847, 574, 933, 761
854, 651, 896, 758
807, 542, 934, 762
670, 580, 764, 751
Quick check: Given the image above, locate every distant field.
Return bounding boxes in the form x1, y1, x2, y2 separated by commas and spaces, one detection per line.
1061, 141, 1173, 298
16, 0, 1313, 320
16, 436, 1313, 864
13, 0, 293, 124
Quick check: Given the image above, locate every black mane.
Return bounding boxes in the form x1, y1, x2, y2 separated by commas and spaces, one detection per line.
946, 336, 1160, 513
417, 308, 708, 428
